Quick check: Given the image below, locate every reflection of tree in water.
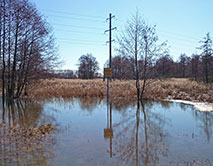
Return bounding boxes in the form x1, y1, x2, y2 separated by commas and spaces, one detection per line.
46, 97, 76, 111
51, 97, 136, 113
192, 111, 213, 142
74, 97, 136, 113
113, 101, 169, 166
179, 103, 191, 111
109, 98, 136, 112
78, 97, 103, 112
155, 100, 172, 109
0, 99, 56, 166
0, 99, 43, 128
111, 99, 173, 113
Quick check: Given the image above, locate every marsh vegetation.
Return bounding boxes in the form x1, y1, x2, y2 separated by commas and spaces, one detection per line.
28, 78, 213, 103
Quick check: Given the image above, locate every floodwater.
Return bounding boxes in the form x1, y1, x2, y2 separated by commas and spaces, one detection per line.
0, 97, 213, 166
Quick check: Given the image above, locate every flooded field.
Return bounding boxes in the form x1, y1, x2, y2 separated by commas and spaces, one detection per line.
0, 97, 213, 166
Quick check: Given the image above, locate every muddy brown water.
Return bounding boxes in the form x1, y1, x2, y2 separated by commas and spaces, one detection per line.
0, 97, 213, 166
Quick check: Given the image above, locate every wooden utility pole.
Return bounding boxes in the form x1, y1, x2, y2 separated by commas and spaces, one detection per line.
105, 13, 116, 68
104, 13, 116, 99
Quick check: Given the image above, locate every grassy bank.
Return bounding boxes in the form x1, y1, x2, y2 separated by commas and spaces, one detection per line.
28, 78, 213, 103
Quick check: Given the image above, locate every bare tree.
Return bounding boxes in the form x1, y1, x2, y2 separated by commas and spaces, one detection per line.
0, 0, 59, 99
117, 11, 167, 100
116, 12, 143, 99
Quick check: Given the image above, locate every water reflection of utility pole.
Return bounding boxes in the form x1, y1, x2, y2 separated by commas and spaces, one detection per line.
104, 100, 113, 158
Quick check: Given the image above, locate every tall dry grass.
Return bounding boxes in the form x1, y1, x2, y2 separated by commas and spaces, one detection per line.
145, 78, 213, 102
29, 79, 136, 99
28, 78, 213, 102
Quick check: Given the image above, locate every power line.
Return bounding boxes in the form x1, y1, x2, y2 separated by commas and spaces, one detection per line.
116, 28, 199, 49
48, 12, 200, 53
157, 36, 199, 49
116, 25, 201, 42
58, 41, 106, 46
47, 14, 106, 23
115, 18, 126, 23
42, 9, 203, 43
40, 9, 105, 19
157, 30, 200, 41
167, 40, 198, 48
158, 39, 197, 50
54, 29, 105, 35
57, 38, 104, 43
52, 23, 104, 30
170, 48, 197, 55
158, 33, 198, 43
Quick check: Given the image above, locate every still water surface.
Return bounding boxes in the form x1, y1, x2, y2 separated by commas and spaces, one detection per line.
0, 98, 213, 166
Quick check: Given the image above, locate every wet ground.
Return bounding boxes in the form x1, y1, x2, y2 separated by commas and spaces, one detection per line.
0, 97, 213, 166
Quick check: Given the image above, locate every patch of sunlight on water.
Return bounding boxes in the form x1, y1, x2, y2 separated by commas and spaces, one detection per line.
0, 97, 213, 166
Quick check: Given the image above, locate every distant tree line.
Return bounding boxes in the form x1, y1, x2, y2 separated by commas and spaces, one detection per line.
0, 0, 58, 99
111, 32, 213, 84
72, 32, 213, 85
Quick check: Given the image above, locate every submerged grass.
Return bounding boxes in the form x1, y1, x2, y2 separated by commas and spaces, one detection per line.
29, 78, 213, 102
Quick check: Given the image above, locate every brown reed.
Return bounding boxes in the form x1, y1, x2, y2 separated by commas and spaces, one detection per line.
28, 78, 213, 102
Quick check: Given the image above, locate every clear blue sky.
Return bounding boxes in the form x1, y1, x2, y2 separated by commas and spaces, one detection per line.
31, 0, 213, 71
